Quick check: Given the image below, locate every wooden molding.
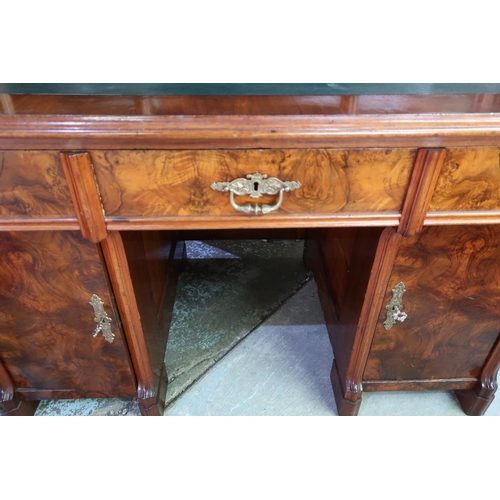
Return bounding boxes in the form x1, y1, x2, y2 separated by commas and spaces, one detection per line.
0, 217, 80, 231
6, 209, 500, 232
399, 148, 446, 237
344, 228, 402, 403
0, 213, 401, 232
1, 114, 500, 149
425, 210, 500, 225
59, 152, 107, 242
363, 378, 476, 392
100, 231, 156, 403
105, 212, 401, 231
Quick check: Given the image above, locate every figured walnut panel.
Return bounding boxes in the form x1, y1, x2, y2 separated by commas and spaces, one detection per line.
364, 226, 500, 383
0, 231, 136, 397
92, 149, 416, 217
429, 148, 500, 211
0, 151, 74, 217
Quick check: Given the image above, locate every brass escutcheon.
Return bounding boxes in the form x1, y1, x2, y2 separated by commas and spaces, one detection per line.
383, 282, 408, 331
89, 294, 115, 343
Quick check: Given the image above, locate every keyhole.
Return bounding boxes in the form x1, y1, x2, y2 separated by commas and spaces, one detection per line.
254, 182, 259, 191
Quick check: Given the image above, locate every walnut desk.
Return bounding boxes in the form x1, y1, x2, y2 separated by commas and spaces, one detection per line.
1, 84, 500, 416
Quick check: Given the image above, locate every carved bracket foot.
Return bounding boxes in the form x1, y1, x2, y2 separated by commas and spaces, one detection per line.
330, 361, 362, 416
455, 389, 494, 416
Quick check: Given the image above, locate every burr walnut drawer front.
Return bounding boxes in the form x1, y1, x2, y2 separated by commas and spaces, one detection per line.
0, 151, 75, 219
429, 147, 500, 211
91, 149, 417, 218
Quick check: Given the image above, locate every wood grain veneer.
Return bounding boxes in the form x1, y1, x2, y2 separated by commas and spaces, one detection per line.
0, 151, 74, 218
0, 231, 136, 397
91, 149, 416, 218
429, 147, 500, 211
364, 226, 500, 386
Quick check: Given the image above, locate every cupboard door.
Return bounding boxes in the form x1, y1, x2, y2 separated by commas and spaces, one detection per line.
0, 231, 136, 399
364, 226, 500, 385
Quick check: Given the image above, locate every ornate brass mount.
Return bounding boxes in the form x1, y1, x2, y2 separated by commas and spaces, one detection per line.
211, 172, 301, 215
89, 294, 115, 343
383, 282, 408, 331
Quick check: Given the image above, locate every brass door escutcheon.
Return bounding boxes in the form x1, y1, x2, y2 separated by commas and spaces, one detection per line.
383, 282, 408, 330
89, 294, 115, 343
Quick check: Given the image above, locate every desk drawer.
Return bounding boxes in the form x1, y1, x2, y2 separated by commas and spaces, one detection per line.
430, 147, 500, 211
0, 151, 74, 218
91, 149, 416, 218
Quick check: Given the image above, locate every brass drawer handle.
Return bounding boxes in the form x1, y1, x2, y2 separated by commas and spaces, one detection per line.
89, 294, 115, 343
383, 282, 408, 331
211, 172, 301, 215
